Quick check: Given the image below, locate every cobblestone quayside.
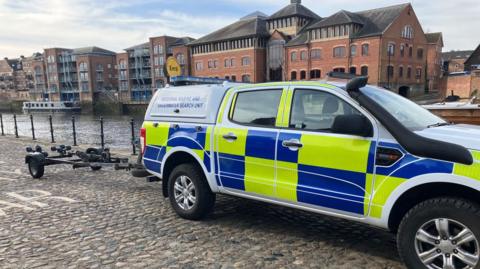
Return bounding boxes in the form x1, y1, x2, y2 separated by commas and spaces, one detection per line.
0, 136, 405, 269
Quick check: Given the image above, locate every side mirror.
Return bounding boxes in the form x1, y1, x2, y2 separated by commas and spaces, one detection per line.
331, 114, 373, 137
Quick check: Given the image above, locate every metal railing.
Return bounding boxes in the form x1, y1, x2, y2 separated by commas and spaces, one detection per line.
0, 114, 138, 155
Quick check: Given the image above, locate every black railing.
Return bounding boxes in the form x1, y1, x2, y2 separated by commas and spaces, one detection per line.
0, 114, 138, 155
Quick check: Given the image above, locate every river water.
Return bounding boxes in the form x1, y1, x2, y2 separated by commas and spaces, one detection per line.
0, 113, 144, 150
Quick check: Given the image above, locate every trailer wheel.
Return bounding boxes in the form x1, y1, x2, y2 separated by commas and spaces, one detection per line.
28, 159, 44, 179
90, 166, 102, 171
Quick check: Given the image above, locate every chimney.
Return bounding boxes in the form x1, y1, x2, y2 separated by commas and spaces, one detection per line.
291, 0, 301, 4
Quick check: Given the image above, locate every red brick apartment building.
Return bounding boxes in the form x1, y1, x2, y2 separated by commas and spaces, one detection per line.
189, 0, 442, 96
116, 36, 193, 102
43, 47, 117, 102
0, 57, 32, 101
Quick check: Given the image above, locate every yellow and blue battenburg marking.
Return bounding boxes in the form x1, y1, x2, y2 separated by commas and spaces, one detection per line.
142, 122, 212, 174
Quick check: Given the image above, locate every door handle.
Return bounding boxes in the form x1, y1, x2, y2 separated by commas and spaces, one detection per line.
282, 139, 303, 149
222, 133, 237, 141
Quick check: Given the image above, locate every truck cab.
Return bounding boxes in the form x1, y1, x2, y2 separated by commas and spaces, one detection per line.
140, 79, 480, 269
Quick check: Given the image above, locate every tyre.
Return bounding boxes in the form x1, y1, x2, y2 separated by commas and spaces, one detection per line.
90, 166, 102, 171
168, 163, 215, 220
28, 158, 45, 179
397, 197, 480, 269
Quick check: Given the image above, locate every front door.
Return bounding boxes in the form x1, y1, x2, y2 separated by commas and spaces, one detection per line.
215, 88, 285, 198
275, 87, 376, 216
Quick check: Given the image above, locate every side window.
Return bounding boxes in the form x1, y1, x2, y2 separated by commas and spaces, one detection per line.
289, 89, 360, 132
231, 89, 282, 127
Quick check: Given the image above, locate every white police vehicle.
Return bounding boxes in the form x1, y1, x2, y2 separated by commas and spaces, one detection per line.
138, 76, 480, 269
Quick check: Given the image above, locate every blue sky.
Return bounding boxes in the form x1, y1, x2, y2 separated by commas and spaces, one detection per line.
0, 0, 479, 58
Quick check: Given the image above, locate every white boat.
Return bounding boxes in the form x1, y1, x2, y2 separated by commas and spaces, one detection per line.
23, 101, 81, 113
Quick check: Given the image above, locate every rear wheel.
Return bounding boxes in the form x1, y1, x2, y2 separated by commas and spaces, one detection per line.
168, 164, 215, 220
28, 158, 45, 179
397, 198, 480, 269
90, 166, 102, 171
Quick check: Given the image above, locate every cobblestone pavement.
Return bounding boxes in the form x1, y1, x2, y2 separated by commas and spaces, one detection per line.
0, 136, 405, 269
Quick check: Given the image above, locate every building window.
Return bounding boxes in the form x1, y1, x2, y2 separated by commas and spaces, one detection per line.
158, 45, 164, 54
401, 25, 414, 39
79, 62, 88, 71
387, 66, 394, 78
409, 47, 413, 58
214, 60, 218, 68
241, 57, 250, 66
407, 67, 412, 78
387, 43, 395, 56
333, 47, 346, 58
300, 51, 307, 61
300, 70, 306, 80
310, 69, 321, 79
231, 75, 236, 82
350, 45, 357, 57
362, 44, 370, 56
349, 67, 357, 75
400, 44, 405, 57
310, 49, 321, 59
241, 74, 251, 83
399, 66, 404, 78
333, 67, 345, 73
291, 51, 298, 61
208, 60, 214, 69
291, 71, 297, 80
416, 68, 422, 79
195, 62, 203, 71
417, 48, 424, 60
176, 53, 185, 65
361, 66, 368, 76
224, 59, 230, 68
230, 58, 235, 67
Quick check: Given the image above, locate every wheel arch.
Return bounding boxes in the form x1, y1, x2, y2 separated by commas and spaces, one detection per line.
383, 173, 480, 232
160, 147, 217, 197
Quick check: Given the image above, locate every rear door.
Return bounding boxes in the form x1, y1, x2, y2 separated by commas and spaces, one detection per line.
214, 87, 287, 198
275, 86, 377, 216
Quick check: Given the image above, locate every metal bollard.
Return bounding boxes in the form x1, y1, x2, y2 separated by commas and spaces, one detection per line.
100, 117, 105, 149
0, 114, 4, 136
30, 114, 36, 140
49, 115, 55, 143
13, 114, 19, 138
72, 116, 77, 146
130, 119, 136, 155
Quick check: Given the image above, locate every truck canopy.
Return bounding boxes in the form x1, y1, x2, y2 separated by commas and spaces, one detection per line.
145, 83, 243, 124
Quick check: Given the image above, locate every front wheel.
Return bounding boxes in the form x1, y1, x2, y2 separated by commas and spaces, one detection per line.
397, 198, 480, 269
28, 158, 45, 179
168, 163, 215, 220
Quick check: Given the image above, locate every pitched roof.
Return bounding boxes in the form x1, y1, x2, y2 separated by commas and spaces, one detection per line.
354, 3, 409, 38
307, 10, 364, 29
124, 42, 149, 51
189, 17, 269, 45
171, 37, 196, 47
269, 1, 319, 20
73, 46, 116, 56
425, 32, 442, 44
442, 50, 474, 61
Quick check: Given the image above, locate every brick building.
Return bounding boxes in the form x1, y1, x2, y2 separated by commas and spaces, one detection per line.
43, 47, 117, 102
425, 32, 444, 92
189, 1, 442, 96
22, 53, 47, 101
442, 50, 474, 74
117, 35, 193, 102
465, 44, 480, 72
0, 57, 31, 101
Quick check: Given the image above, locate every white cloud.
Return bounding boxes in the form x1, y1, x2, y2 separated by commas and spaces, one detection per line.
0, 0, 478, 58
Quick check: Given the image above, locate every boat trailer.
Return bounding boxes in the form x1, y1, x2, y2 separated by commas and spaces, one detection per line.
24, 145, 148, 179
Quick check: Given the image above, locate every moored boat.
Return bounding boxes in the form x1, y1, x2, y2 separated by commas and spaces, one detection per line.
23, 101, 81, 113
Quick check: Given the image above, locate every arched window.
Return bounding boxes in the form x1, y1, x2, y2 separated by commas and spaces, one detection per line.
176, 53, 185, 65
350, 45, 357, 57
291, 71, 297, 80
300, 51, 307, 60
401, 25, 414, 39
300, 70, 307, 80
310, 69, 321, 79
241, 74, 251, 83
291, 51, 297, 61
361, 66, 368, 76
349, 67, 357, 75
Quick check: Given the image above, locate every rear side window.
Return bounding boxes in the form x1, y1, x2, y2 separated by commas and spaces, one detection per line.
231, 89, 282, 127
290, 89, 360, 131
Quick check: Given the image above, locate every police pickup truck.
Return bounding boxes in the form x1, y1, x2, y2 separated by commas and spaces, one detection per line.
139, 77, 480, 269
